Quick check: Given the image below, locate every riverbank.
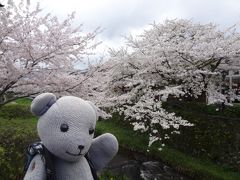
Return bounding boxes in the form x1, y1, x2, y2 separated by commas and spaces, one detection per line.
103, 148, 191, 180
1, 99, 240, 179
96, 117, 240, 180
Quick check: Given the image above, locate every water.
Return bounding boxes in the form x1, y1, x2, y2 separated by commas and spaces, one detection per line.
103, 149, 191, 180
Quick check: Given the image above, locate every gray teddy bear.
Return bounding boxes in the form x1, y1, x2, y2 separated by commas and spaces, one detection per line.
24, 93, 118, 180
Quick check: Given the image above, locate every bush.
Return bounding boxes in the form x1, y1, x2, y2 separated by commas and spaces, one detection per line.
0, 103, 38, 180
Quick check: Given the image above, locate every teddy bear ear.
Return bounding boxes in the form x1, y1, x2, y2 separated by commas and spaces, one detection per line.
31, 93, 57, 116
86, 101, 100, 121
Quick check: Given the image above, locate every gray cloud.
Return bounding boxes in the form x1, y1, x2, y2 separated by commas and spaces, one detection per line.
16, 0, 240, 49
179, 0, 240, 28
77, 0, 240, 43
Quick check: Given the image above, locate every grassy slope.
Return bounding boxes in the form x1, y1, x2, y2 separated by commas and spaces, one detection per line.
163, 101, 240, 172
163, 101, 240, 119
96, 119, 240, 180
1, 98, 240, 179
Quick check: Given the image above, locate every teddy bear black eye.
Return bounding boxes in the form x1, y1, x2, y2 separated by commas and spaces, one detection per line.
60, 123, 69, 132
89, 129, 95, 135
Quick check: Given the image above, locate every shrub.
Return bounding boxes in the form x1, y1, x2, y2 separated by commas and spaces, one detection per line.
0, 103, 38, 180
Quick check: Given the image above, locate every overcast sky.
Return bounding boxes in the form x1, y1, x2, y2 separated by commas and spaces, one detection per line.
3, 0, 240, 61
32, 0, 240, 50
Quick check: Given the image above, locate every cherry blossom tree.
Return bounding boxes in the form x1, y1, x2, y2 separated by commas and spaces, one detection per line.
0, 0, 99, 105
90, 19, 240, 147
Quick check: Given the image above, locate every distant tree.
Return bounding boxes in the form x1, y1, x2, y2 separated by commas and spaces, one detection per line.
91, 19, 240, 147
0, 0, 99, 105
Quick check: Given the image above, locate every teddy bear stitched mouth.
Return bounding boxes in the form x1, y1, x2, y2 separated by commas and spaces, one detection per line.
24, 93, 119, 180
66, 151, 83, 156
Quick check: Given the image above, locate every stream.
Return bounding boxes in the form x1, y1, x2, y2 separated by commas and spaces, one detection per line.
103, 149, 192, 180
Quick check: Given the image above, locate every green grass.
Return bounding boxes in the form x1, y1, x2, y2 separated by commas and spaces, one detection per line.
99, 170, 128, 180
14, 98, 33, 105
0, 100, 37, 132
96, 119, 240, 180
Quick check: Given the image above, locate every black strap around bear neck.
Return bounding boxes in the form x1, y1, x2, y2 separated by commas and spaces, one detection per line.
43, 146, 99, 180
24, 142, 99, 180
84, 153, 99, 180
42, 145, 57, 180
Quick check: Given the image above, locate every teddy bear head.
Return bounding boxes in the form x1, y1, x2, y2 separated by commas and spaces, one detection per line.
31, 93, 98, 162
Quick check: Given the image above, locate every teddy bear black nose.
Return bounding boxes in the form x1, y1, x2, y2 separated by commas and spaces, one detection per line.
78, 145, 84, 150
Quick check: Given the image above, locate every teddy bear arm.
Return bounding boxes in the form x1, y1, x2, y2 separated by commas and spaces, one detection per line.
23, 154, 46, 180
88, 133, 118, 171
